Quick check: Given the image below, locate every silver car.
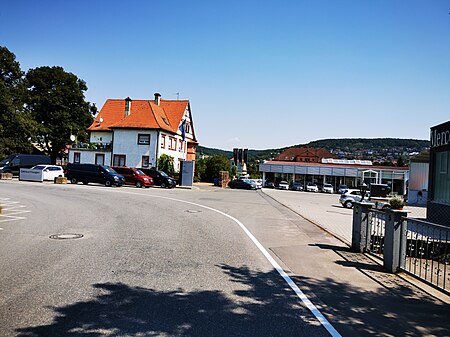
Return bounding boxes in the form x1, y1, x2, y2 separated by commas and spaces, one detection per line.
339, 189, 369, 208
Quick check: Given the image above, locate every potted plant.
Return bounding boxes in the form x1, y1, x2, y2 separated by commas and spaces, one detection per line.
389, 197, 404, 210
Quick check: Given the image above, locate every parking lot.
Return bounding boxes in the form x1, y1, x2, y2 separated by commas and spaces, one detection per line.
261, 188, 427, 245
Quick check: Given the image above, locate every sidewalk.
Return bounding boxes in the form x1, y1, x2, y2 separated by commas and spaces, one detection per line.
253, 188, 450, 336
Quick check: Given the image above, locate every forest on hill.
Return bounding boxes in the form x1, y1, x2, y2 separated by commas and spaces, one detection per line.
197, 138, 430, 162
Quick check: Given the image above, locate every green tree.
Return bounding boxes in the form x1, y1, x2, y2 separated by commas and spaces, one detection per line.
204, 155, 230, 182
396, 155, 407, 167
0, 46, 36, 157
25, 66, 95, 163
157, 154, 175, 176
194, 157, 206, 182
246, 162, 261, 178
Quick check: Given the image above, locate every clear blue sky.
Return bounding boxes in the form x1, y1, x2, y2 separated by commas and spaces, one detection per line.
1, 1, 449, 150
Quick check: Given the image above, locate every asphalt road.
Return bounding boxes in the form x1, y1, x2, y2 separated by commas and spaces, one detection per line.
0, 181, 330, 337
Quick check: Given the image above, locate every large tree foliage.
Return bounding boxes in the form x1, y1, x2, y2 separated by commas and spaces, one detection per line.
203, 155, 230, 182
0, 46, 35, 157
25, 66, 95, 162
157, 154, 175, 176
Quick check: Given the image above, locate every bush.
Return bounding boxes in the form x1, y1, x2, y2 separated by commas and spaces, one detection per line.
389, 197, 404, 209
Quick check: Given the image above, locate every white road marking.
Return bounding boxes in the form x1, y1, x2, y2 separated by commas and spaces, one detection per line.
0, 198, 30, 223
112, 189, 342, 337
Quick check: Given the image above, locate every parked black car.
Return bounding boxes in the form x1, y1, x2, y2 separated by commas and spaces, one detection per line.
0, 154, 51, 175
228, 179, 257, 190
263, 180, 275, 188
140, 169, 176, 188
66, 163, 124, 187
289, 181, 304, 191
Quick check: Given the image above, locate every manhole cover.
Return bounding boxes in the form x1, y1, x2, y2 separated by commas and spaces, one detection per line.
185, 210, 201, 213
49, 234, 83, 240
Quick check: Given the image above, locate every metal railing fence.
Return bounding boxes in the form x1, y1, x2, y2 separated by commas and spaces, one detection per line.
366, 209, 386, 257
401, 217, 450, 293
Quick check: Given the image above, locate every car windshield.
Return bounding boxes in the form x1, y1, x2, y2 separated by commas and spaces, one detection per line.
324, 184, 332, 187
159, 171, 168, 177
0, 156, 13, 165
136, 169, 145, 176
101, 165, 115, 173
31, 165, 46, 170
280, 181, 288, 184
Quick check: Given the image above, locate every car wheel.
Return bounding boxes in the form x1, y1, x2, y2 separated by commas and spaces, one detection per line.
344, 201, 353, 208
135, 181, 142, 188
105, 180, 112, 187
161, 182, 166, 188
70, 178, 77, 184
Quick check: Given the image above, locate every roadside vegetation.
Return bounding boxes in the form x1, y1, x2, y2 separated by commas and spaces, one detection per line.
0, 46, 96, 162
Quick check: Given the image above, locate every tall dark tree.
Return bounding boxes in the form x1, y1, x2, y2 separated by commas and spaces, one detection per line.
0, 46, 35, 158
25, 66, 95, 162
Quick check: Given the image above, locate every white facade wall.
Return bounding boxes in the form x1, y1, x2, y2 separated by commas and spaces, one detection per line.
90, 131, 113, 144
112, 129, 159, 168
159, 131, 187, 172
67, 149, 112, 165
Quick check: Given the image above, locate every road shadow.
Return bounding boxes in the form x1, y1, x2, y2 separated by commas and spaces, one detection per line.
15, 264, 328, 337
15, 263, 450, 337
308, 243, 351, 252
291, 273, 450, 337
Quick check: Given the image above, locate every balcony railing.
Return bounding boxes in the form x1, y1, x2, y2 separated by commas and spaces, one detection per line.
71, 142, 112, 150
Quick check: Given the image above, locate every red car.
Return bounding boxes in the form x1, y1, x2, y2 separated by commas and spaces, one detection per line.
111, 166, 154, 188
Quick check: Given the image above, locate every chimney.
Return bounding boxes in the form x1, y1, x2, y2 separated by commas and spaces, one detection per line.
124, 97, 132, 117
154, 92, 161, 106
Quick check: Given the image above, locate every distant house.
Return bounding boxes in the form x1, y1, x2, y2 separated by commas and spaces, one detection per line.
275, 147, 336, 163
68, 93, 197, 172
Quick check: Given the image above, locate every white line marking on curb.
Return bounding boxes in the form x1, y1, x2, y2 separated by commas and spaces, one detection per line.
114, 190, 342, 337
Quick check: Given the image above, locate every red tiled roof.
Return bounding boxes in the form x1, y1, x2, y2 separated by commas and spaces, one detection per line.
87, 98, 189, 134
275, 147, 336, 161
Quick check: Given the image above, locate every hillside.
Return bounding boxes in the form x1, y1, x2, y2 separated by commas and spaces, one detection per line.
197, 138, 430, 162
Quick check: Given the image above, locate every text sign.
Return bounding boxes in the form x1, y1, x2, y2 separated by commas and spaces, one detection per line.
430, 120, 450, 151
19, 169, 43, 182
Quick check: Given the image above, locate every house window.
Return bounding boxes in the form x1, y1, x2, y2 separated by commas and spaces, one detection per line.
161, 135, 166, 149
168, 137, 176, 150
95, 154, 105, 165
142, 156, 150, 168
113, 154, 126, 166
186, 122, 191, 134
74, 152, 81, 163
138, 134, 150, 145
434, 150, 450, 203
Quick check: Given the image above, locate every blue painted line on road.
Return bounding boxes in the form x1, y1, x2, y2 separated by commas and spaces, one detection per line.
115, 190, 342, 337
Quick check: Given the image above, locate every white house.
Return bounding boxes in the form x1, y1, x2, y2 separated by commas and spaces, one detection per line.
68, 93, 197, 172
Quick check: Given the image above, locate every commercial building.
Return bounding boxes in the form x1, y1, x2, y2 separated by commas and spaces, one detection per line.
428, 120, 450, 226
259, 147, 408, 194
